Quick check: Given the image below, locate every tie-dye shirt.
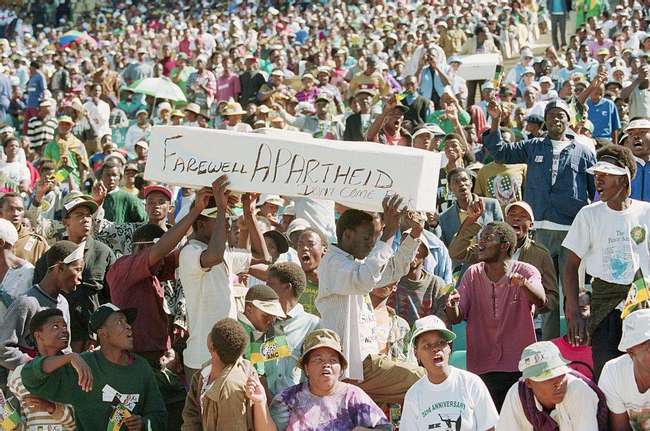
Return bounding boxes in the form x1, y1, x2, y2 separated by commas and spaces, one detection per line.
270, 381, 393, 431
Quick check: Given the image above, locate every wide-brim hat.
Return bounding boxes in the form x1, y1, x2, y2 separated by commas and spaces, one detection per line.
222, 101, 246, 116
263, 230, 290, 254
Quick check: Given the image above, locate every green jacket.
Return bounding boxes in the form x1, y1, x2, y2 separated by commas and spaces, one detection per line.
21, 352, 167, 430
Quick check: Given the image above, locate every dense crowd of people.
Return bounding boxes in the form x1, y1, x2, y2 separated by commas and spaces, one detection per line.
0, 0, 648, 429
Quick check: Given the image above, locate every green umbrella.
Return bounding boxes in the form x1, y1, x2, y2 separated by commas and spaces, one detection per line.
129, 77, 187, 103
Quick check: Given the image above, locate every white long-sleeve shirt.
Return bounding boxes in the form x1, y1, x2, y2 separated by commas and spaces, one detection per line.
316, 235, 420, 380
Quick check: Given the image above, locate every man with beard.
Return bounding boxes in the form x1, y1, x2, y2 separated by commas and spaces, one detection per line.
21, 303, 167, 430
484, 99, 596, 341
446, 222, 546, 410
449, 201, 558, 340
31, 194, 115, 353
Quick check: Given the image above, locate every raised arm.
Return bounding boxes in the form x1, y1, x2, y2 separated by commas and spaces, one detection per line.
241, 193, 272, 265
620, 65, 648, 101
366, 98, 394, 142
199, 176, 230, 269
148, 188, 212, 266
575, 70, 607, 106
448, 200, 483, 262
482, 101, 531, 164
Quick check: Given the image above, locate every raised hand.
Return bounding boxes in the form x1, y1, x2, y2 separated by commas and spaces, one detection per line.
487, 101, 503, 119
466, 199, 484, 224
404, 210, 424, 238
211, 175, 231, 210
91, 180, 107, 205
193, 187, 213, 213
242, 192, 259, 216
381, 194, 405, 240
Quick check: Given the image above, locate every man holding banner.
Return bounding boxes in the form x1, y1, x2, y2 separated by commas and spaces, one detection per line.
562, 145, 650, 381
316, 196, 425, 405
178, 175, 272, 381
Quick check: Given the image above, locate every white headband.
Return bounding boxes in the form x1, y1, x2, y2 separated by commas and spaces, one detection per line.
63, 241, 85, 264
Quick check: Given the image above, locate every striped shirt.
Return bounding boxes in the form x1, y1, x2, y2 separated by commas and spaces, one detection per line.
27, 117, 57, 148
8, 363, 76, 430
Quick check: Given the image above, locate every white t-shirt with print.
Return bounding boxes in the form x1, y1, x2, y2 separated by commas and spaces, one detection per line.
497, 374, 599, 430
562, 200, 650, 285
179, 239, 251, 369
400, 367, 498, 431
599, 354, 650, 428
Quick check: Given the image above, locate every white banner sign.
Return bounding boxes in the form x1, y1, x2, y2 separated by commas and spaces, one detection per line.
144, 126, 441, 212
456, 53, 501, 81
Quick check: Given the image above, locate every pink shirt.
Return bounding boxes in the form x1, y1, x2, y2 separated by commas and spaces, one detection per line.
216, 73, 241, 102
459, 261, 540, 375
551, 336, 594, 380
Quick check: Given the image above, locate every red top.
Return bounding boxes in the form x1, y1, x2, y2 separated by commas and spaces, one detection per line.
107, 248, 178, 353
459, 261, 541, 375
551, 336, 594, 380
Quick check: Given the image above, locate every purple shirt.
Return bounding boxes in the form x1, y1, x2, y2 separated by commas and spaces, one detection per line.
459, 261, 540, 375
270, 382, 391, 431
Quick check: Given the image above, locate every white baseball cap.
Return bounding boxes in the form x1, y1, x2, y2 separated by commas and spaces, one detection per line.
410, 315, 456, 350
519, 341, 571, 382
619, 309, 650, 351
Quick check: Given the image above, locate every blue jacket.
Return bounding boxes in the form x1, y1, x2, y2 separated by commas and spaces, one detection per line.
483, 129, 596, 226
418, 66, 446, 102
631, 159, 650, 202
438, 196, 504, 247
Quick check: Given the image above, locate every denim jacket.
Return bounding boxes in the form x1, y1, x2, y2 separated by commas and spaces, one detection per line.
483, 128, 596, 226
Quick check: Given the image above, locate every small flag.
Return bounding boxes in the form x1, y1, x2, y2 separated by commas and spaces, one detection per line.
106, 403, 132, 431
0, 393, 22, 431
622, 269, 650, 319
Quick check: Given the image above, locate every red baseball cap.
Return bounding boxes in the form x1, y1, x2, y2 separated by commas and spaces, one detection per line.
144, 185, 172, 201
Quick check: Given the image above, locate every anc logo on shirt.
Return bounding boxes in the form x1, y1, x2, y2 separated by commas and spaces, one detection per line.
630, 226, 646, 245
